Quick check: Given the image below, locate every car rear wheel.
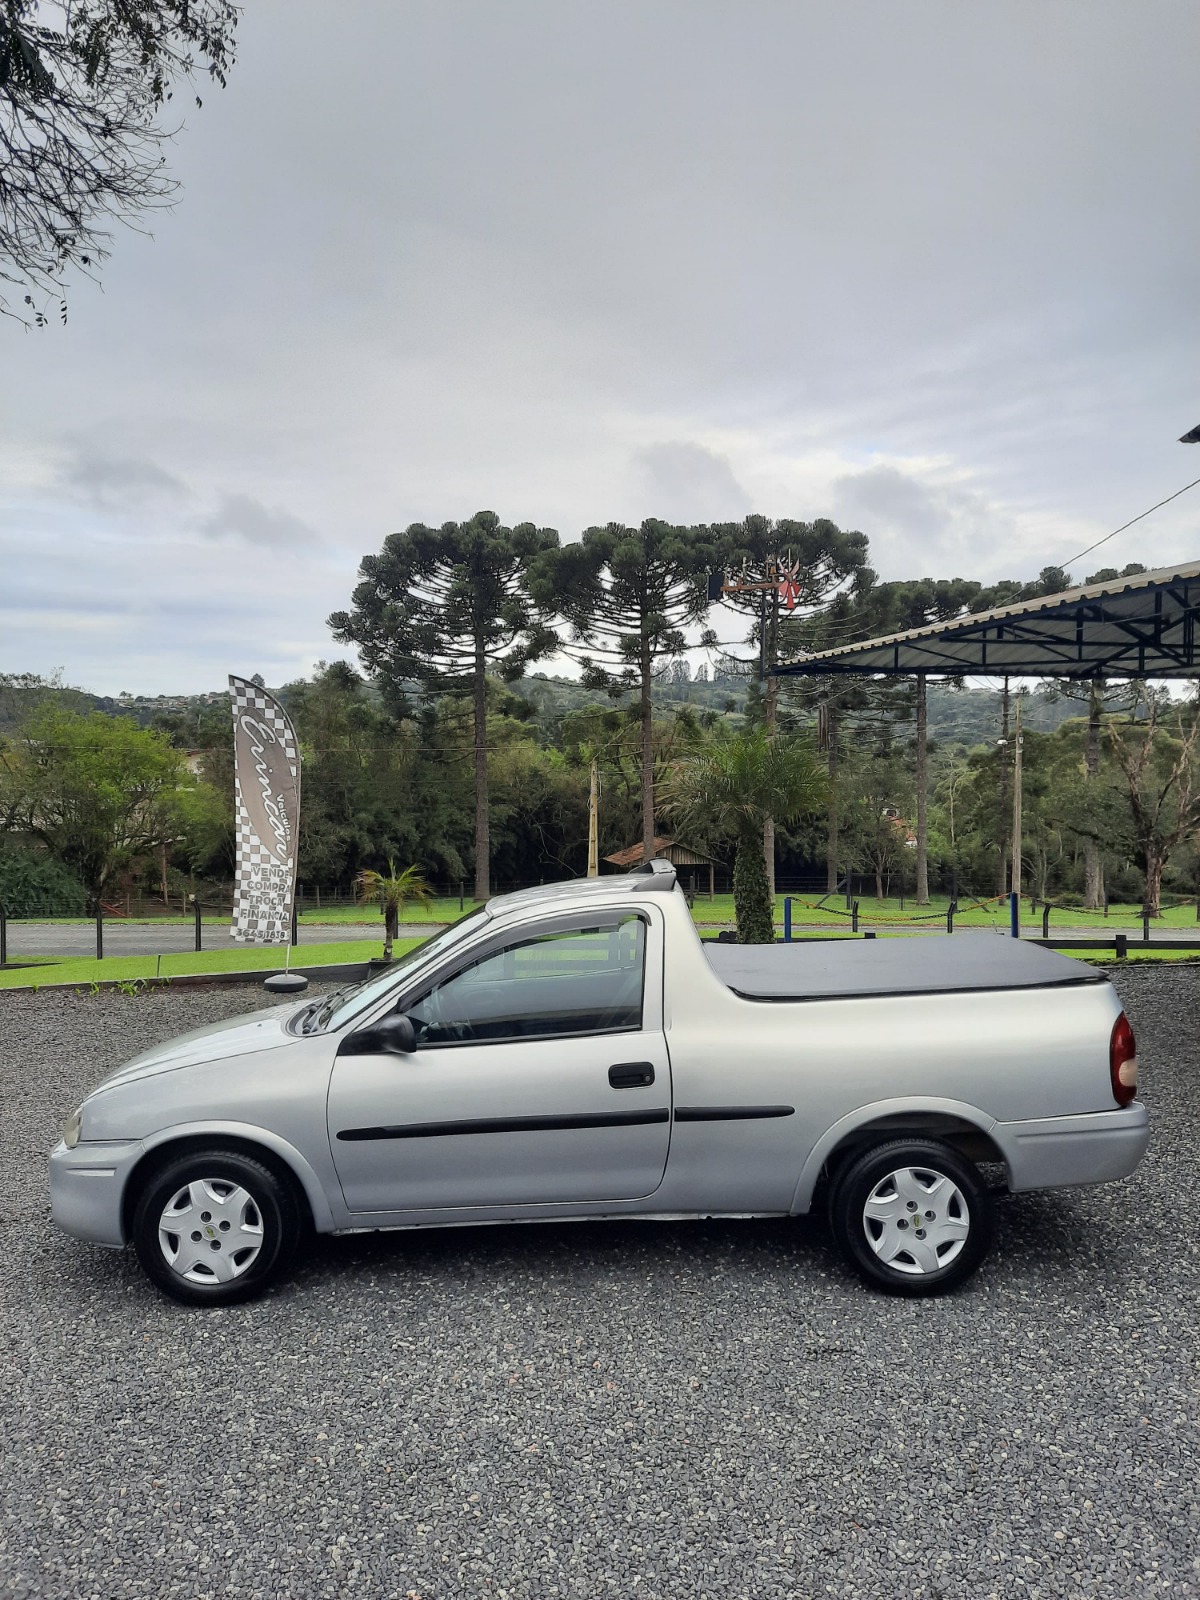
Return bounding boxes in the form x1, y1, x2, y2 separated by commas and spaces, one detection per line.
132, 1149, 302, 1306
829, 1138, 993, 1296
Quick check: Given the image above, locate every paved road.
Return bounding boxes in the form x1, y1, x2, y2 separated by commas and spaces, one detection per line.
1, 968, 1196, 1598
3, 922, 444, 960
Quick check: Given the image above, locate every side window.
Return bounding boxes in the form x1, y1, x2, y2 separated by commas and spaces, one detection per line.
407, 916, 646, 1046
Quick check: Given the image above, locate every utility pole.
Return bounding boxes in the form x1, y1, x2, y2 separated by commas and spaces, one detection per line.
587, 759, 600, 878
824, 702, 839, 895
996, 679, 1010, 895
762, 581, 779, 902
1083, 679, 1104, 909
914, 674, 929, 904
1010, 694, 1024, 899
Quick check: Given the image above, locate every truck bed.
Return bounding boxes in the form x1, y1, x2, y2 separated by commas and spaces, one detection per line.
704, 933, 1102, 1001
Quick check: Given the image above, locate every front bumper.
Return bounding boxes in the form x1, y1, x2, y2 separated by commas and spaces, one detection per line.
995, 1101, 1150, 1193
49, 1138, 146, 1248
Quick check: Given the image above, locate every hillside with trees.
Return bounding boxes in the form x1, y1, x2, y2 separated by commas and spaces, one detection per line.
1, 533, 1193, 918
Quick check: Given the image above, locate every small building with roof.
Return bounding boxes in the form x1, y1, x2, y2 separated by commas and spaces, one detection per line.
604, 836, 720, 898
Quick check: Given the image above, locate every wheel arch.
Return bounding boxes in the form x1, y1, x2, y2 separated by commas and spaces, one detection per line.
790, 1098, 1007, 1214
121, 1122, 336, 1241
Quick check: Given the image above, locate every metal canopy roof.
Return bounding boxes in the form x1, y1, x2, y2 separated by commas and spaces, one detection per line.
777, 558, 1200, 680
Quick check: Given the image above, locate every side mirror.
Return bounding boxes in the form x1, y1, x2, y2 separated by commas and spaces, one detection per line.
371, 1011, 417, 1055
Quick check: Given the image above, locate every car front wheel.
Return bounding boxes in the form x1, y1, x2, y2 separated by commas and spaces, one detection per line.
132, 1149, 303, 1306
829, 1138, 993, 1296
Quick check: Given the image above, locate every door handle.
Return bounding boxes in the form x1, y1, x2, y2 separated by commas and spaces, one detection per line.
608, 1061, 655, 1089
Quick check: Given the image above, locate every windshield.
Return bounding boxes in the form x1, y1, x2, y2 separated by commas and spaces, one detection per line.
302, 907, 490, 1033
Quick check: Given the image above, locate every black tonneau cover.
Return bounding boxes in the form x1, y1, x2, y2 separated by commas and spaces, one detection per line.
704, 933, 1101, 1001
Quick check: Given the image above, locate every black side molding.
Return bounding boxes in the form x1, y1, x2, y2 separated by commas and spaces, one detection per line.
338, 1109, 671, 1142
717, 978, 1102, 1003
674, 1105, 795, 1123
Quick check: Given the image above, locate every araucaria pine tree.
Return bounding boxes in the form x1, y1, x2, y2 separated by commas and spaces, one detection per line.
531, 520, 712, 862
329, 511, 559, 900
710, 516, 870, 896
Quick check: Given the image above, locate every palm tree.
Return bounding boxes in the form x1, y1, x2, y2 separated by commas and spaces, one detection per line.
663, 727, 826, 944
353, 860, 434, 960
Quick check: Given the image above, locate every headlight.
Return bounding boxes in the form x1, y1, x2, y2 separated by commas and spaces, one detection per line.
63, 1107, 83, 1149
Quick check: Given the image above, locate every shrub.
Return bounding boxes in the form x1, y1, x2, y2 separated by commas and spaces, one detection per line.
0, 841, 87, 917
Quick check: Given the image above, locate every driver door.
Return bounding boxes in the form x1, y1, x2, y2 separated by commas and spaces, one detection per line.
326, 910, 671, 1214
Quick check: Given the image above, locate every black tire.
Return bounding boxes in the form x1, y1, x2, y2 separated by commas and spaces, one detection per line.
131, 1148, 303, 1306
829, 1138, 993, 1297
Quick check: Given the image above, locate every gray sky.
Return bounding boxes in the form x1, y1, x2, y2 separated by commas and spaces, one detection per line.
2, 0, 1199, 694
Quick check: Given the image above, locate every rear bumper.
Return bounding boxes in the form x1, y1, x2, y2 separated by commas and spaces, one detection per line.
995, 1102, 1149, 1192
49, 1138, 144, 1248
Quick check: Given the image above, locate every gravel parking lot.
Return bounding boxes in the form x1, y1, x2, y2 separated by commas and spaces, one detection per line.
1, 969, 1197, 1600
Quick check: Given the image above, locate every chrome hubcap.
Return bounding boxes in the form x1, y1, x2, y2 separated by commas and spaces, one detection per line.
862, 1165, 970, 1275
157, 1179, 265, 1285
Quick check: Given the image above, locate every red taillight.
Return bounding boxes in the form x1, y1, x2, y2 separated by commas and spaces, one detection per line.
1110, 1012, 1138, 1107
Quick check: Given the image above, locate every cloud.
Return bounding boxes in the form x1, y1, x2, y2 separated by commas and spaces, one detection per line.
633, 442, 751, 522
200, 492, 321, 549
60, 450, 189, 511
831, 464, 1021, 577
0, 520, 356, 693
2, 1, 1199, 690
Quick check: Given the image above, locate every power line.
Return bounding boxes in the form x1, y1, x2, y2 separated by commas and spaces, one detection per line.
1055, 474, 1200, 572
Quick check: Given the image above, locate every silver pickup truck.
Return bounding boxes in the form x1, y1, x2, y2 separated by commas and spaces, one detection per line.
50, 862, 1148, 1305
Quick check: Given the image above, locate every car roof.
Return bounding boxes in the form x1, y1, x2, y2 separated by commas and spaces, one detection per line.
487, 861, 678, 916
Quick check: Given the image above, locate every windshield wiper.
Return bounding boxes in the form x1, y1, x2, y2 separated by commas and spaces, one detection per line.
296, 998, 326, 1034
306, 982, 359, 1032
300, 988, 347, 1033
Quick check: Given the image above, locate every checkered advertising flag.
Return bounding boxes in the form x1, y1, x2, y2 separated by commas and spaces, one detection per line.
229, 676, 302, 945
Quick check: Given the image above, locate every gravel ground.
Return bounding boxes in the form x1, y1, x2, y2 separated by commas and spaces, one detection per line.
1, 970, 1197, 1600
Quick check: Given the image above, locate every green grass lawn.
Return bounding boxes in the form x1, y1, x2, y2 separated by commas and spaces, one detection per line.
0, 937, 423, 991
3, 906, 460, 940
23, 893, 1200, 933
308, 891, 1200, 931
9, 885, 1200, 994
1053, 947, 1200, 965
6, 917, 1197, 991
11, 907, 459, 929
692, 891, 1200, 930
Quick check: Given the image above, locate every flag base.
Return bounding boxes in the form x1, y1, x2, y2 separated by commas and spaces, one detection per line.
263, 972, 309, 995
